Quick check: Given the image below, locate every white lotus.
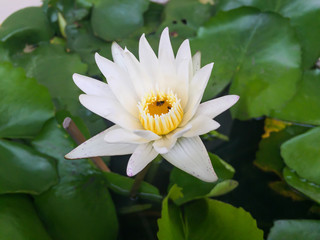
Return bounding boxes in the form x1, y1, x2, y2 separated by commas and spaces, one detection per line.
65, 28, 239, 182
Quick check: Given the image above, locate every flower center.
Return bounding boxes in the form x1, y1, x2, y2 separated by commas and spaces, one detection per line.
138, 90, 183, 135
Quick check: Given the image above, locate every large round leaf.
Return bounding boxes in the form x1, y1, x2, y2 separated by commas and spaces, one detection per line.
157, 185, 263, 240
0, 139, 58, 195
0, 62, 54, 138
191, 7, 301, 119
0, 194, 51, 240
32, 119, 118, 240
271, 70, 320, 125
283, 167, 320, 204
91, 0, 149, 41
281, 127, 320, 185
0, 7, 54, 47
217, 0, 320, 69
184, 198, 264, 240
267, 220, 320, 240
12, 43, 88, 114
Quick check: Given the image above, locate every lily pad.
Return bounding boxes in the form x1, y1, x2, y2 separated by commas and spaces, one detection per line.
0, 62, 54, 138
0, 194, 51, 240
91, 0, 149, 41
12, 43, 87, 114
0, 139, 58, 195
32, 118, 118, 240
217, 0, 320, 69
271, 70, 320, 125
267, 219, 320, 240
191, 7, 301, 119
0, 7, 54, 48
184, 199, 264, 240
283, 167, 320, 204
281, 127, 320, 185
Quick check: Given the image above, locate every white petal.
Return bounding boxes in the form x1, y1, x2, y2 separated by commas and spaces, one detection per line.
152, 124, 192, 154
192, 51, 201, 73
158, 27, 175, 81
162, 136, 218, 182
65, 126, 138, 159
95, 52, 139, 117
123, 50, 154, 98
181, 63, 214, 126
111, 42, 127, 69
127, 143, 158, 177
196, 95, 240, 118
104, 127, 148, 144
133, 129, 161, 141
79, 94, 142, 130
158, 27, 175, 65
73, 74, 111, 97
139, 33, 158, 70
183, 115, 220, 138
176, 39, 192, 64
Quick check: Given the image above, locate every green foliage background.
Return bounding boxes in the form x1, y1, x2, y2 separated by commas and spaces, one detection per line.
0, 0, 319, 239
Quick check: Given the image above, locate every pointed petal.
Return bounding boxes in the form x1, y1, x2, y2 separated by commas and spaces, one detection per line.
133, 129, 161, 141
162, 136, 217, 182
79, 94, 142, 130
65, 126, 138, 159
183, 116, 220, 138
192, 51, 201, 73
197, 95, 240, 118
176, 39, 192, 64
158, 27, 175, 65
139, 33, 158, 69
111, 42, 127, 69
127, 143, 158, 177
152, 125, 192, 154
181, 63, 214, 126
73, 74, 111, 97
95, 52, 139, 117
104, 127, 148, 144
123, 49, 154, 98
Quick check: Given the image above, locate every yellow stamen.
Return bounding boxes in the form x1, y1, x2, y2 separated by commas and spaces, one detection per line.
138, 90, 183, 135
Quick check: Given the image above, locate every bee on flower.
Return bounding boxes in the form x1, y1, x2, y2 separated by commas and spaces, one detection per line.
65, 28, 239, 182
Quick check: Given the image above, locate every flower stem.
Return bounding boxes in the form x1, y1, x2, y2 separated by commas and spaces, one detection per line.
130, 163, 152, 199
63, 117, 111, 172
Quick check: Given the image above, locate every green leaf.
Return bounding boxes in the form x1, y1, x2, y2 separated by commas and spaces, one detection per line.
169, 152, 235, 205
281, 127, 320, 184
283, 167, 320, 204
217, 0, 320, 69
271, 70, 320, 125
65, 21, 111, 76
0, 194, 51, 240
0, 62, 54, 138
32, 118, 118, 240
12, 43, 87, 114
191, 7, 301, 119
255, 124, 308, 176
91, 0, 149, 41
163, 0, 215, 30
157, 185, 185, 240
0, 139, 58, 195
104, 172, 162, 202
267, 220, 320, 240
0, 7, 54, 47
184, 199, 264, 240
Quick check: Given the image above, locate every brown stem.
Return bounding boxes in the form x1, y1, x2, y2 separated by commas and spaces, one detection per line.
130, 163, 152, 199
63, 117, 111, 172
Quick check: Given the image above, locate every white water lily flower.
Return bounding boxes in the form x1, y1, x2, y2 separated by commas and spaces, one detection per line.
65, 27, 239, 182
